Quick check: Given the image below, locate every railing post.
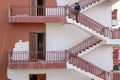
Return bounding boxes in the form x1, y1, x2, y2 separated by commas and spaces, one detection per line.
65, 50, 69, 62
106, 72, 113, 80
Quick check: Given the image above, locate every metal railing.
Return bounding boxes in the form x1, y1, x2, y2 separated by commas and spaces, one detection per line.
68, 7, 120, 39
9, 5, 67, 17
69, 53, 110, 80
8, 51, 66, 62
69, 36, 101, 54
112, 71, 120, 80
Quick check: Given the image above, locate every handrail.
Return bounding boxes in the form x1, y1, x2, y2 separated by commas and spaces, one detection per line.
68, 7, 111, 37
8, 51, 66, 62
112, 71, 120, 80
69, 53, 108, 80
71, 0, 99, 9
69, 36, 101, 54
68, 7, 120, 39
10, 5, 66, 17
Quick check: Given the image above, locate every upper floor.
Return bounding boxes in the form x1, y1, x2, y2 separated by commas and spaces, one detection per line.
7, 0, 120, 70
8, 0, 118, 25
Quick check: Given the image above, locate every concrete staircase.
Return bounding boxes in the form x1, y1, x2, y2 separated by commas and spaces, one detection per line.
78, 41, 104, 57
67, 53, 111, 80
69, 36, 103, 56
67, 62, 103, 80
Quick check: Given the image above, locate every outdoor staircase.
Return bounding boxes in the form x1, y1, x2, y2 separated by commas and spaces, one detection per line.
69, 36, 103, 56
67, 53, 111, 80
67, 0, 119, 41
67, 7, 120, 44
67, 8, 110, 41
67, 62, 102, 80
66, 0, 120, 80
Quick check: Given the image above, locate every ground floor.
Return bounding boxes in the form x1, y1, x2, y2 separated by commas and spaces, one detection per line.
7, 69, 91, 80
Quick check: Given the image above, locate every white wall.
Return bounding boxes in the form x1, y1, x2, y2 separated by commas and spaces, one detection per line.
46, 23, 91, 51
82, 45, 113, 71
7, 69, 91, 80
83, 2, 112, 28
12, 40, 29, 60
56, 0, 79, 6
13, 40, 29, 51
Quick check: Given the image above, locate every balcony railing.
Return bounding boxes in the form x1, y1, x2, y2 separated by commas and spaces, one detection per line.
111, 29, 120, 39
8, 5, 67, 23
8, 51, 66, 62
113, 71, 120, 80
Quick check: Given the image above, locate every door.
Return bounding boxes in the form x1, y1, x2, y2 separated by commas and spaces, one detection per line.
30, 0, 37, 16
29, 32, 38, 61
30, 74, 37, 80
29, 32, 46, 61
37, 33, 46, 60
37, 74, 46, 80
37, 0, 45, 16
30, 0, 45, 16
29, 74, 46, 80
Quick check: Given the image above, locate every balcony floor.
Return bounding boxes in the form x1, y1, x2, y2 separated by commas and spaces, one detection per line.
9, 16, 66, 23
9, 61, 66, 69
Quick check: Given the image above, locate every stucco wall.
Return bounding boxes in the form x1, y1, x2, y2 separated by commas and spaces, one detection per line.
82, 45, 113, 71
83, 2, 112, 28
56, 0, 79, 6
46, 23, 91, 51
8, 69, 91, 80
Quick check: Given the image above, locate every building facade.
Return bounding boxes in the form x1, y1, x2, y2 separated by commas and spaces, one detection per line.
0, 0, 120, 80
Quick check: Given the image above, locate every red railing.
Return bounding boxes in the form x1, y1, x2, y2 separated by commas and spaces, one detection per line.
8, 51, 66, 62
113, 71, 120, 80
68, 7, 108, 36
69, 53, 109, 80
71, 0, 99, 9
69, 36, 101, 54
9, 5, 67, 17
68, 7, 120, 39
111, 29, 120, 39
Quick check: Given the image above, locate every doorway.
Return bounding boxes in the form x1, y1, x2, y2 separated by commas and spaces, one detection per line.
29, 32, 46, 60
37, 33, 45, 60
37, 0, 44, 16
29, 74, 46, 80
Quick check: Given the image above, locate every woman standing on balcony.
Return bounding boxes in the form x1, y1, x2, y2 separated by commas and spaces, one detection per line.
74, 2, 81, 22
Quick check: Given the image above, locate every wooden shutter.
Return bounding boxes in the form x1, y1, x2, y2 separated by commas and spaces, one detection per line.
30, 0, 37, 16
29, 32, 38, 61
37, 74, 46, 80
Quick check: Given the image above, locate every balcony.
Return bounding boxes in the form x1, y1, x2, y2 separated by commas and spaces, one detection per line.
8, 5, 67, 23
8, 51, 67, 69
